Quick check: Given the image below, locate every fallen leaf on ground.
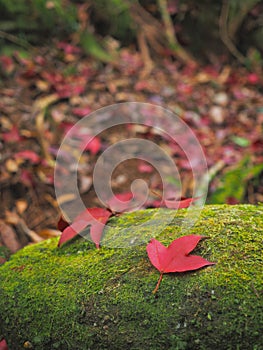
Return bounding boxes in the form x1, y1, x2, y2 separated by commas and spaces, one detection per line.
4, 211, 42, 243
2, 126, 21, 143
81, 136, 101, 155
0, 219, 22, 253
15, 199, 28, 214
5, 159, 18, 173
163, 196, 201, 209
56, 193, 77, 206
106, 192, 134, 213
72, 107, 92, 117
58, 208, 113, 248
147, 235, 215, 293
37, 229, 61, 239
57, 216, 70, 232
138, 161, 154, 173
0, 339, 8, 350
14, 150, 40, 164
149, 196, 201, 209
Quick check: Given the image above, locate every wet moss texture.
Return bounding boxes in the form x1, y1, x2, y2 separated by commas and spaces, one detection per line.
0, 205, 262, 350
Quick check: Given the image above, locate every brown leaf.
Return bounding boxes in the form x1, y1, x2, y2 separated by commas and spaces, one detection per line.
5, 211, 43, 243
57, 193, 77, 205
37, 229, 61, 239
15, 200, 28, 214
0, 219, 22, 253
5, 159, 18, 173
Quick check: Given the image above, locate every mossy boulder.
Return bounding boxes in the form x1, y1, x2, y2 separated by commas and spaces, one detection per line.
0, 205, 262, 350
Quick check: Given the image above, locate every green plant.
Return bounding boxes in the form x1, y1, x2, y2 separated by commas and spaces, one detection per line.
209, 156, 263, 204
0, 0, 78, 48
91, 0, 133, 41
0, 246, 10, 262
2, 0, 77, 31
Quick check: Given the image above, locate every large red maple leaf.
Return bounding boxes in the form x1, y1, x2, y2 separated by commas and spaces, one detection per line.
147, 235, 215, 293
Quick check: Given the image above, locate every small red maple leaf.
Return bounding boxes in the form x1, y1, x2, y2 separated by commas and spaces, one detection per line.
57, 208, 112, 249
14, 150, 40, 164
81, 136, 101, 155
163, 196, 201, 209
106, 192, 134, 213
2, 126, 21, 143
152, 196, 202, 209
147, 235, 215, 293
148, 190, 202, 209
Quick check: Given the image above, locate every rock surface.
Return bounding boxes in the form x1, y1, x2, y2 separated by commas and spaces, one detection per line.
0, 205, 262, 350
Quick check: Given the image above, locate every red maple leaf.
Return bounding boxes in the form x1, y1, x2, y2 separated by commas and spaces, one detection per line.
59, 123, 101, 155
147, 235, 215, 293
82, 136, 101, 155
106, 192, 134, 213
150, 196, 200, 209
163, 196, 201, 209
14, 150, 40, 164
0, 339, 8, 350
57, 216, 69, 232
57, 208, 112, 249
72, 107, 92, 117
2, 126, 21, 143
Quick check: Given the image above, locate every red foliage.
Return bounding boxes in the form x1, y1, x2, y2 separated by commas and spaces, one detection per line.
81, 136, 101, 155
14, 150, 40, 164
138, 162, 153, 173
162, 196, 201, 209
59, 123, 101, 155
72, 107, 92, 117
149, 196, 200, 209
2, 126, 21, 143
57, 216, 69, 232
0, 339, 8, 350
106, 192, 134, 213
58, 208, 113, 249
247, 73, 260, 85
147, 235, 215, 293
20, 169, 34, 187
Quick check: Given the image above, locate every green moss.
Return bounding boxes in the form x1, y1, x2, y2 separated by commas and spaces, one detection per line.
0, 205, 262, 349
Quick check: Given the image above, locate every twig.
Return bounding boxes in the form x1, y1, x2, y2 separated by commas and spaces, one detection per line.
129, 1, 167, 55
197, 160, 225, 197
207, 160, 226, 182
250, 282, 260, 298
16, 219, 43, 243
137, 31, 154, 77
150, 189, 162, 199
228, 0, 261, 40
0, 30, 32, 49
219, 0, 246, 64
33, 94, 59, 164
157, 0, 195, 64
5, 211, 43, 243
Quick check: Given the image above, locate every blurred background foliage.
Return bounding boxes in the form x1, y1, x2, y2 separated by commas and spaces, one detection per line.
0, 0, 262, 65
208, 157, 263, 204
0, 0, 262, 207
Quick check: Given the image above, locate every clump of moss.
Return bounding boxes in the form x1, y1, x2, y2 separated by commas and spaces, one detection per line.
0, 205, 262, 349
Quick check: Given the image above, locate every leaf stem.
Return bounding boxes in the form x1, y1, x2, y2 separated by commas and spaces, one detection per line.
152, 272, 163, 294
150, 189, 162, 199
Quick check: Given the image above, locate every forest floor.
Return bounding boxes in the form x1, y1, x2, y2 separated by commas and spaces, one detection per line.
0, 41, 263, 259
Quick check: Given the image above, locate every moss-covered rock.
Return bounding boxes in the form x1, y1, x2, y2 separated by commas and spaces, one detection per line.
0, 205, 262, 350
